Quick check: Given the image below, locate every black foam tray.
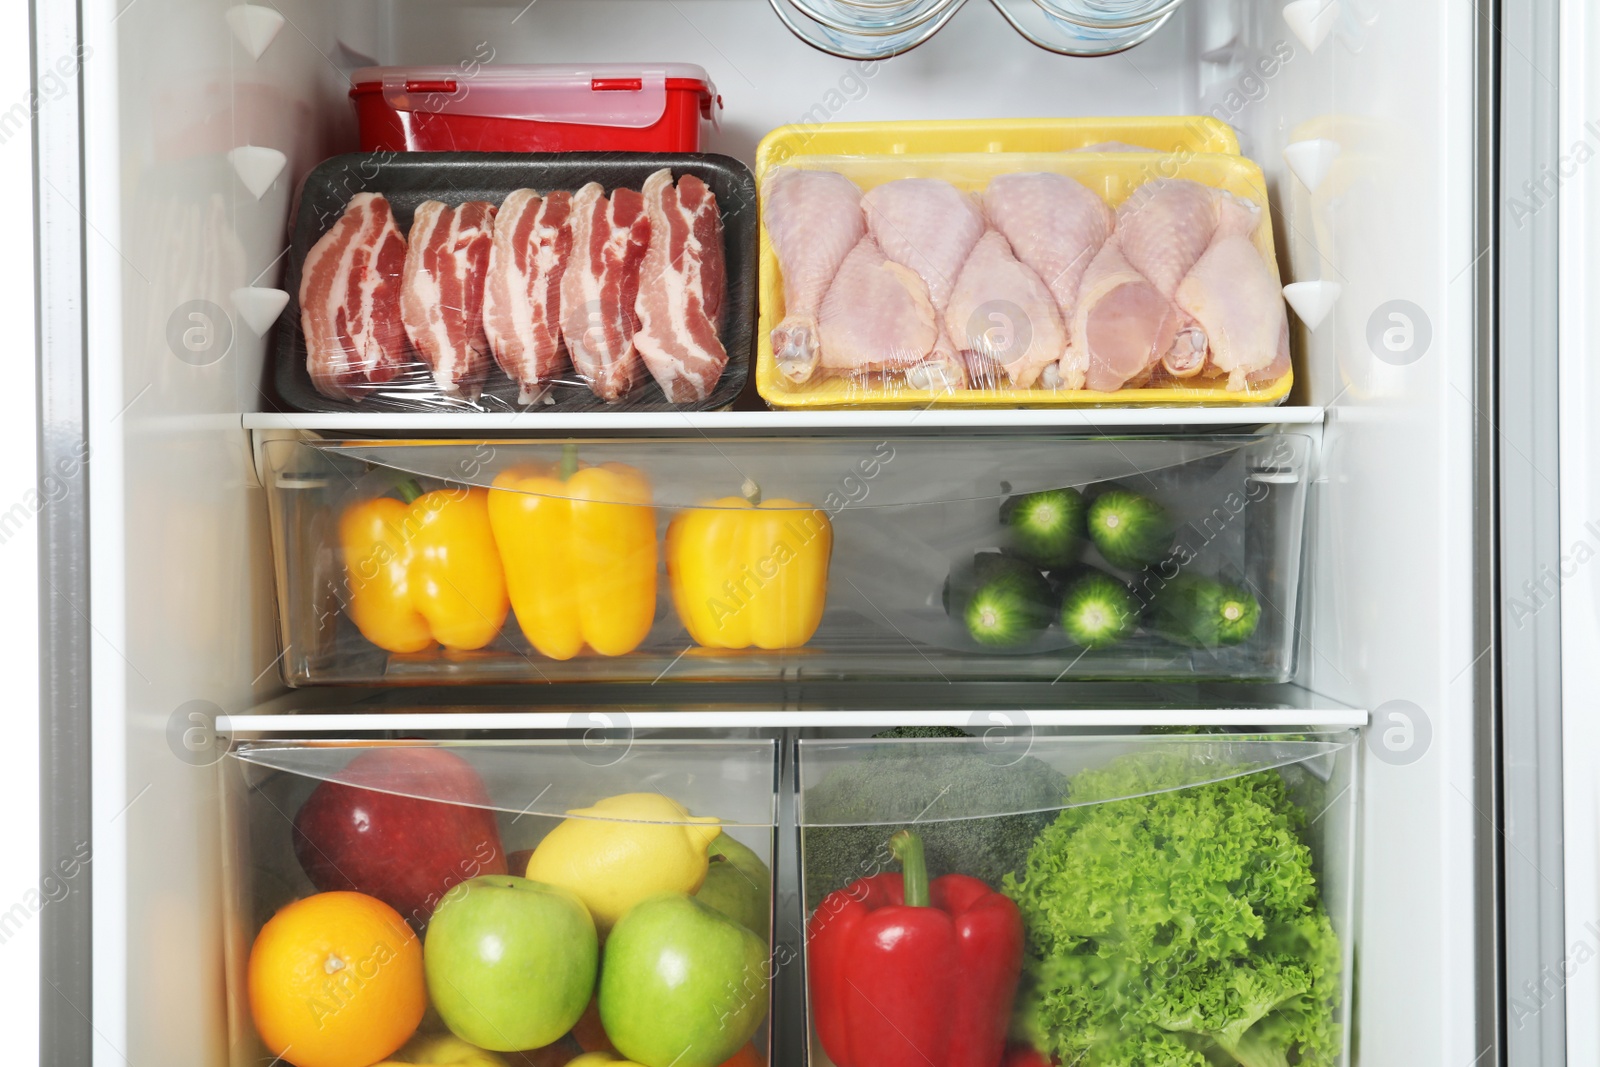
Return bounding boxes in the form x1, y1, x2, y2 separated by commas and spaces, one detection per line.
268, 151, 757, 414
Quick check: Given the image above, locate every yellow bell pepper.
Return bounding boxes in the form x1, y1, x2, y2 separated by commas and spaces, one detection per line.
667, 487, 832, 650
486, 447, 657, 660
339, 482, 509, 653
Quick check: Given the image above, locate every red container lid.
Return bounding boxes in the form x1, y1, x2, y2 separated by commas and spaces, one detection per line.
349, 63, 720, 130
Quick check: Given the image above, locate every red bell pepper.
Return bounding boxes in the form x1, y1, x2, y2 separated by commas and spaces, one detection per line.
807, 830, 1024, 1067
1002, 1045, 1054, 1067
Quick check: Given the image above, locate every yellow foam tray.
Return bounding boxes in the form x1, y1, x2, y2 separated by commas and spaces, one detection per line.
754, 116, 1241, 171
753, 121, 1292, 410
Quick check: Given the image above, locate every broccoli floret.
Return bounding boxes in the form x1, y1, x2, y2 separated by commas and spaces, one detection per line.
1004, 750, 1342, 1067
871, 726, 973, 741
1139, 724, 1230, 736
801, 741, 1067, 909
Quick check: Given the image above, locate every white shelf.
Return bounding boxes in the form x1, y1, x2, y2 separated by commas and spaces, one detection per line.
241, 406, 1325, 434
217, 682, 1366, 733
219, 708, 1367, 733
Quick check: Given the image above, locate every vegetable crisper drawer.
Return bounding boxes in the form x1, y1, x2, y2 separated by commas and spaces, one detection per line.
221, 739, 777, 1067
796, 732, 1358, 1067
262, 433, 1311, 685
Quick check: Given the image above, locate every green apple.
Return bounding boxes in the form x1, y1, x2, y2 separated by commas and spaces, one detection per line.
424, 875, 598, 1052
598, 893, 769, 1067
694, 834, 771, 938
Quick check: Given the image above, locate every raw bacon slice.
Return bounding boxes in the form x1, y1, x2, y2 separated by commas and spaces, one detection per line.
633, 169, 728, 404
400, 199, 497, 395
483, 188, 574, 404
561, 182, 651, 402
299, 192, 409, 400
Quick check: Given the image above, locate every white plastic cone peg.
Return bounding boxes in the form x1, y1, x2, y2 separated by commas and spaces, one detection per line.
228, 146, 287, 200
1283, 0, 1341, 53
230, 286, 290, 334
225, 5, 285, 60
1283, 281, 1342, 331
1283, 139, 1342, 194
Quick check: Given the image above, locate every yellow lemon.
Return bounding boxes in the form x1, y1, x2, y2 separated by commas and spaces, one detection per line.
568, 1054, 649, 1067
371, 1032, 510, 1066
525, 793, 721, 931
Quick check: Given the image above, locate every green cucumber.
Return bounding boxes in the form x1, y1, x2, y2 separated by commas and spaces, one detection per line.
944, 553, 1054, 648
1087, 488, 1175, 570
1149, 574, 1262, 647
1000, 488, 1087, 567
1058, 570, 1140, 650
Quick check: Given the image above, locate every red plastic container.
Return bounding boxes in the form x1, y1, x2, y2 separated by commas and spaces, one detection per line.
351, 64, 720, 153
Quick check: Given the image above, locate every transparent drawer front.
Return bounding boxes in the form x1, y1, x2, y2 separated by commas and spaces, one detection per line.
263, 434, 1310, 685
796, 732, 1357, 1067
221, 739, 778, 1067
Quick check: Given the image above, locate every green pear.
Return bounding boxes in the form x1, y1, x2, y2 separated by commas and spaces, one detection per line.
694, 833, 771, 938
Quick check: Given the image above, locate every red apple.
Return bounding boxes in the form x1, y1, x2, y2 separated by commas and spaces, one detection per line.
292, 747, 507, 926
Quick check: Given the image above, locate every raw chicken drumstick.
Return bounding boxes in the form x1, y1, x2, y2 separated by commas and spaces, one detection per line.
1069, 238, 1176, 393
983, 172, 1113, 388
862, 178, 985, 390
1115, 179, 1251, 294
483, 188, 574, 404
815, 235, 939, 377
762, 168, 865, 385
944, 230, 1066, 389
1068, 179, 1265, 392
1175, 233, 1292, 389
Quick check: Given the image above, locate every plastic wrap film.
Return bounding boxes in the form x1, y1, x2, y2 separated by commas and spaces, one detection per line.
754, 133, 1292, 409
271, 153, 755, 414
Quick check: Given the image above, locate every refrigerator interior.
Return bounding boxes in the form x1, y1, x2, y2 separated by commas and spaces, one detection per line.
68, 0, 1484, 1063
1559, 0, 1598, 1059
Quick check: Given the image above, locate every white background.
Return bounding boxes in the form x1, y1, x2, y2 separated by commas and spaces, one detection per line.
0, 0, 43, 1054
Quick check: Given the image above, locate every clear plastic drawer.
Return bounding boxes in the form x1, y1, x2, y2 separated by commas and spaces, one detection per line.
262, 433, 1311, 685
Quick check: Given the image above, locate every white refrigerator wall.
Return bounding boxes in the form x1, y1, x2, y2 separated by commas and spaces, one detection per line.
85, 0, 349, 1060
1274, 1, 1483, 1064
80, 0, 1481, 1064
1560, 0, 1600, 1059
0, 0, 42, 1056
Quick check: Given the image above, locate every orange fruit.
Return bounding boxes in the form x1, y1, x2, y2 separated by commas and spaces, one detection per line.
249, 891, 426, 1067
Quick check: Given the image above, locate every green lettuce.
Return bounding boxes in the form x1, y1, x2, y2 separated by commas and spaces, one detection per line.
1003, 751, 1342, 1067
